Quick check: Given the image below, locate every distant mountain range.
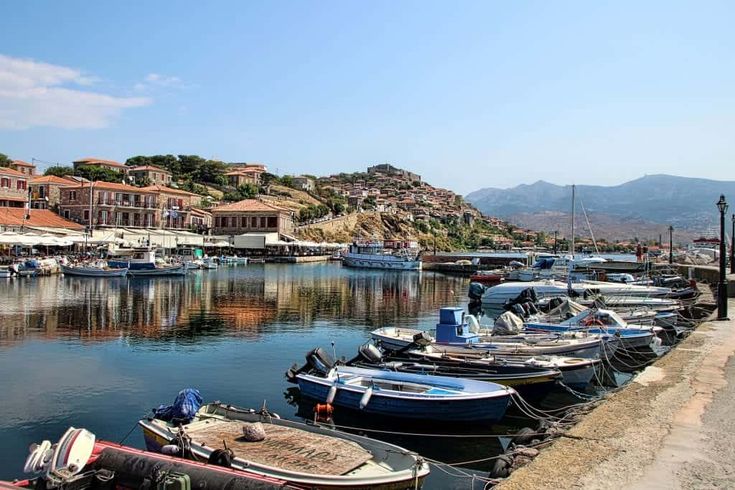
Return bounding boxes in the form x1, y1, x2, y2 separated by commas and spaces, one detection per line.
466, 175, 735, 241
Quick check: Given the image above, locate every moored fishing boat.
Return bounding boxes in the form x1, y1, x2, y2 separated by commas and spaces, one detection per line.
60, 263, 128, 277
525, 308, 663, 349
16, 426, 300, 490
140, 398, 430, 489
342, 240, 421, 271
371, 308, 606, 359
402, 344, 603, 388
295, 365, 514, 422
289, 344, 562, 399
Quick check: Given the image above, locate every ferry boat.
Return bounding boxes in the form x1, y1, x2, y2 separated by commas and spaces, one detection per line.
342, 239, 421, 271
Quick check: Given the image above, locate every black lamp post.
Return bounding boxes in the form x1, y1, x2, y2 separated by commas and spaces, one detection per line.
553, 230, 558, 254
668, 225, 673, 265
731, 213, 734, 275
716, 195, 728, 320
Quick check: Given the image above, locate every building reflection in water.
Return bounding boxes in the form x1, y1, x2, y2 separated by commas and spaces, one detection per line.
0, 264, 467, 345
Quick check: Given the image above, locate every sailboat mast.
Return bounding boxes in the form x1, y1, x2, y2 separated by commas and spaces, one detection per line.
570, 184, 575, 258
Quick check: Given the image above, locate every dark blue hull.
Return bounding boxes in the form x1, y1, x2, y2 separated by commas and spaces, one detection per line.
296, 379, 512, 422
108, 260, 156, 270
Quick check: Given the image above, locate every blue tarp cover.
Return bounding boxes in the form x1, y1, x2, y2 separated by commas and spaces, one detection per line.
153, 388, 203, 423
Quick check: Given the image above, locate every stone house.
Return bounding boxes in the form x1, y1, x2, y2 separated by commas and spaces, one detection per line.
0, 166, 29, 208
211, 199, 293, 236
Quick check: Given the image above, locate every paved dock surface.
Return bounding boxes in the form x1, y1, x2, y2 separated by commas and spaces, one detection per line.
499, 300, 735, 489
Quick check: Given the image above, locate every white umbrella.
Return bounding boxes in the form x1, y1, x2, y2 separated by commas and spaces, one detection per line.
16, 234, 41, 246
0, 232, 21, 244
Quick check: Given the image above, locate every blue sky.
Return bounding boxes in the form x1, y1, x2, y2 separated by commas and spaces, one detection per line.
0, 0, 733, 193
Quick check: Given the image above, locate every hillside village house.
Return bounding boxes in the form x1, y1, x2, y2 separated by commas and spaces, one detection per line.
0, 166, 29, 208
59, 182, 159, 228
128, 165, 172, 186
59, 182, 213, 231
225, 163, 267, 187
292, 176, 315, 192
141, 184, 209, 230
30, 175, 76, 210
211, 200, 293, 236
73, 157, 128, 174
10, 160, 36, 176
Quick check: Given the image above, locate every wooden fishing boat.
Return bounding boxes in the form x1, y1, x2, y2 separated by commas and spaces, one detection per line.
140, 402, 430, 489
60, 264, 128, 277
289, 344, 562, 400
296, 365, 515, 422
15, 426, 301, 490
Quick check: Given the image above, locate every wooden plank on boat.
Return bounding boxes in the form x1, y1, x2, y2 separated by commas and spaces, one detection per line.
186, 420, 373, 475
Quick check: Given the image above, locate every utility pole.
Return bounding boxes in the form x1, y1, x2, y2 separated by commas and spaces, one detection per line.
668, 225, 674, 265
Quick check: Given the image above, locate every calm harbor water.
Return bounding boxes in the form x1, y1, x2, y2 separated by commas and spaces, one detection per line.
0, 263, 520, 488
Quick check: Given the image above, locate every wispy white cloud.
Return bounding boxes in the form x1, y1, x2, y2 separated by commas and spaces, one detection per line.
134, 72, 185, 92
0, 54, 150, 130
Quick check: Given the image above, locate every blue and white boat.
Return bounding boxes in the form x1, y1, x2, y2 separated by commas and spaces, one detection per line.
371, 308, 607, 359
296, 365, 514, 422
108, 247, 159, 270
525, 308, 662, 349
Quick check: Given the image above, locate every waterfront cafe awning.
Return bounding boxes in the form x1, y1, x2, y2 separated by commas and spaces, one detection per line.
0, 231, 76, 247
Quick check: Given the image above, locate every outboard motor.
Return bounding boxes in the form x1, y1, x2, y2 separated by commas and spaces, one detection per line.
468, 282, 487, 301
305, 347, 335, 375
358, 343, 383, 364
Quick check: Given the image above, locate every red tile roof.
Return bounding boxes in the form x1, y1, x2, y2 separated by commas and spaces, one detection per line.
190, 207, 213, 217
31, 175, 77, 186
140, 184, 198, 197
212, 199, 286, 213
0, 166, 28, 177
65, 181, 157, 193
12, 160, 35, 167
73, 157, 127, 169
0, 208, 84, 230
130, 165, 171, 174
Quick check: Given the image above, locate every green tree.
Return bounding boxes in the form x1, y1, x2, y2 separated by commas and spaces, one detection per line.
0, 153, 12, 167
75, 166, 124, 183
44, 165, 75, 177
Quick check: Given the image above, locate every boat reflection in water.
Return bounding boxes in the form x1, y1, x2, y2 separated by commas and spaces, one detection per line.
0, 263, 495, 487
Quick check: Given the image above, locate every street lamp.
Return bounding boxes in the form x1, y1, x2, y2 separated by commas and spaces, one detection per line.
553, 230, 558, 254
716, 195, 728, 320
668, 225, 673, 265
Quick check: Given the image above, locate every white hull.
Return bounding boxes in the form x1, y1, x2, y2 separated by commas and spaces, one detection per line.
481, 279, 673, 306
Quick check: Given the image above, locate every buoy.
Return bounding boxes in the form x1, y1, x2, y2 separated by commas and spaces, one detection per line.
326, 384, 337, 404
359, 387, 373, 409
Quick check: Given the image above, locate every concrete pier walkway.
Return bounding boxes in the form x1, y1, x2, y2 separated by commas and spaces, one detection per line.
499, 300, 735, 489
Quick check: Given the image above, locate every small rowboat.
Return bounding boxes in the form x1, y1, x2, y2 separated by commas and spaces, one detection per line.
140, 402, 430, 489
296, 365, 515, 422
60, 264, 127, 277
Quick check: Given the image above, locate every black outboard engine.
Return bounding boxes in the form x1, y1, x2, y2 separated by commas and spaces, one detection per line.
305, 347, 335, 374
286, 347, 336, 382
357, 343, 384, 364
468, 282, 487, 301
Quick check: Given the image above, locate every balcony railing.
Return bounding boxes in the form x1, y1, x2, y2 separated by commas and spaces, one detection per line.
96, 198, 157, 208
